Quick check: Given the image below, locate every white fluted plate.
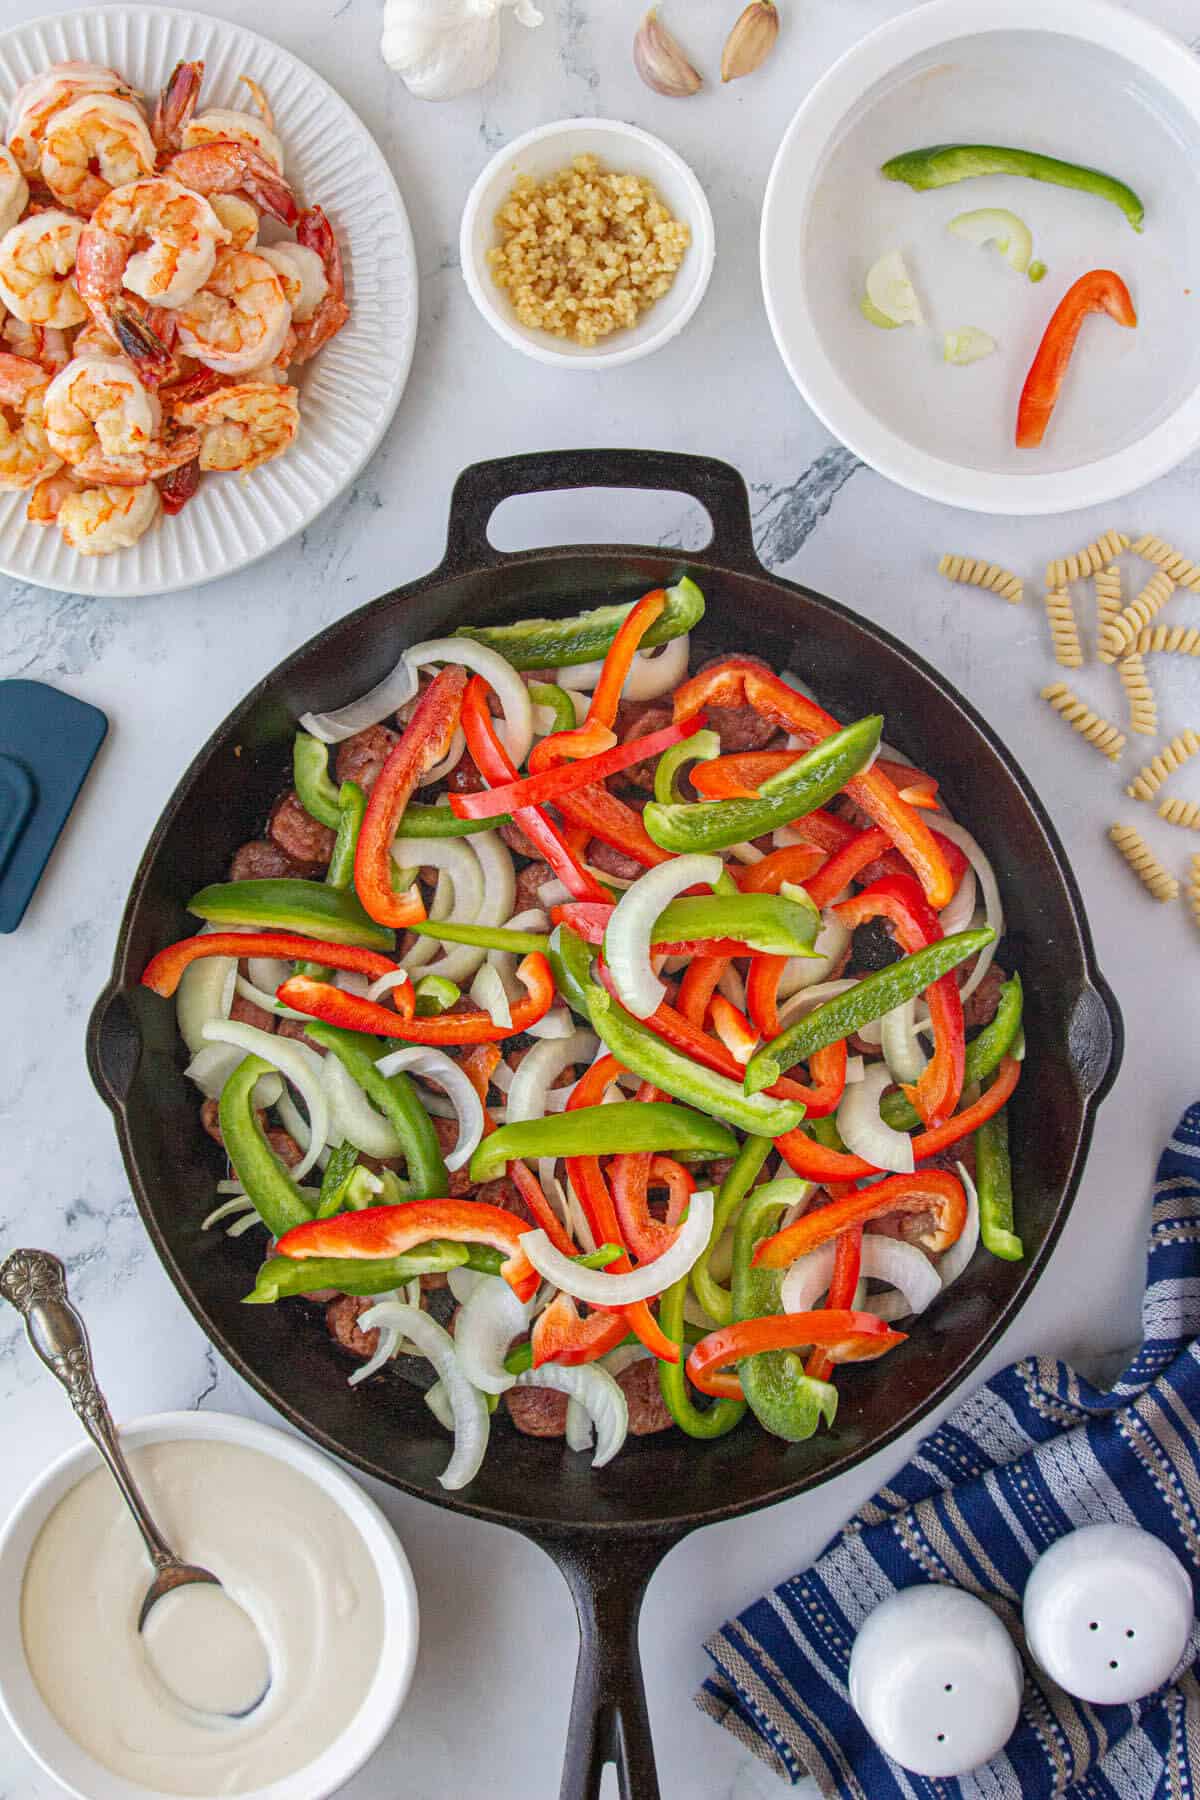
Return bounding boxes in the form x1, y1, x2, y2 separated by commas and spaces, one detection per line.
0, 4, 417, 597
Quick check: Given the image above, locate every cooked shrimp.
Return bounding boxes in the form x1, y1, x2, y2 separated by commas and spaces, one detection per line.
172, 379, 298, 471
181, 82, 284, 173
151, 60, 203, 155
40, 94, 156, 216
0, 211, 87, 326
58, 480, 160, 554
0, 145, 29, 236
209, 193, 259, 251
7, 62, 134, 175
165, 142, 297, 226
289, 205, 349, 364
78, 178, 230, 320
258, 244, 327, 323
0, 351, 61, 490
44, 353, 161, 470
69, 318, 122, 358
26, 467, 81, 522
173, 248, 292, 375
1, 316, 72, 374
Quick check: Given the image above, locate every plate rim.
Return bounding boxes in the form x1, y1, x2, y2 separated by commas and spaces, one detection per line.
759, 0, 1200, 515
0, 1, 418, 597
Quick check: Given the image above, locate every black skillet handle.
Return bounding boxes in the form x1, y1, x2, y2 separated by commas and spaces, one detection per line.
1068, 971, 1124, 1106
86, 982, 142, 1113
441, 449, 761, 576
538, 1527, 688, 1800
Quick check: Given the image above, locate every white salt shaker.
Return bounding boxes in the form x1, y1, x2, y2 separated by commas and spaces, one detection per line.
849, 1585, 1023, 1777
1023, 1523, 1194, 1705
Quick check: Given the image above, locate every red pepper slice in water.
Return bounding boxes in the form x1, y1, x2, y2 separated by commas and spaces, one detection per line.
670, 660, 956, 909
1016, 269, 1137, 449
529, 588, 667, 768
460, 676, 607, 902
451, 715, 704, 820
277, 953, 555, 1042
142, 931, 398, 996
274, 1198, 539, 1301
752, 1168, 968, 1269
686, 1310, 902, 1397
355, 664, 466, 926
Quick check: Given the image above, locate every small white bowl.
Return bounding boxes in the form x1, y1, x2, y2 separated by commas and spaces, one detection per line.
0, 1412, 419, 1800
761, 0, 1200, 513
460, 117, 715, 370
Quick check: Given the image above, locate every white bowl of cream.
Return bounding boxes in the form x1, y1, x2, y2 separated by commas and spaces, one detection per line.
0, 1411, 419, 1800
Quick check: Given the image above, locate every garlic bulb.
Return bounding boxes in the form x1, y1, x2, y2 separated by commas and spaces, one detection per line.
381, 0, 544, 102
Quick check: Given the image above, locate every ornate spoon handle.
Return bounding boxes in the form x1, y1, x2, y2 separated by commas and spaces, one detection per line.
0, 1248, 178, 1572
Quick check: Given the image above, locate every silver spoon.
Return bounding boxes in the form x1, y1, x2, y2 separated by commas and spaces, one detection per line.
1, 1247, 270, 1718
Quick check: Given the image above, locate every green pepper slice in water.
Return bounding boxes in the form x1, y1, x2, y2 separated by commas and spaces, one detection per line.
732, 1181, 839, 1441
454, 576, 706, 671
880, 145, 1144, 232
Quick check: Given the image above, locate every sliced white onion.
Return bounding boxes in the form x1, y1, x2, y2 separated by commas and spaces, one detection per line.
420, 831, 516, 985
320, 1049, 404, 1159
927, 817, 1003, 1005
600, 1343, 651, 1380
526, 1005, 574, 1040
405, 639, 533, 768
184, 1044, 282, 1107
201, 1020, 328, 1182
507, 1029, 598, 1125
447, 1266, 490, 1307
300, 656, 418, 743
395, 838, 484, 974
777, 976, 860, 1030
837, 1062, 914, 1174
201, 1193, 258, 1232
470, 962, 512, 1029
538, 877, 573, 908
605, 855, 724, 1018
455, 1275, 532, 1394
365, 968, 412, 1006
487, 906, 547, 1008
247, 955, 292, 994
938, 864, 977, 936
782, 1237, 941, 1319
936, 1160, 981, 1289
490, 1058, 515, 1095
777, 916, 851, 997
557, 631, 690, 703
334, 969, 370, 998
375, 1045, 484, 1172
560, 1173, 596, 1252
844, 1055, 865, 1084
359, 1301, 489, 1489
424, 1378, 455, 1431
177, 953, 237, 1054
347, 1314, 403, 1387
522, 1191, 714, 1303
565, 1400, 594, 1453
509, 1362, 628, 1468
716, 962, 747, 1011
881, 997, 927, 1085
726, 840, 765, 865
234, 973, 310, 1020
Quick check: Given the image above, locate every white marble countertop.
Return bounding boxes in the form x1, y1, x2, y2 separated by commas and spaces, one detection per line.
3, 1, 1200, 1795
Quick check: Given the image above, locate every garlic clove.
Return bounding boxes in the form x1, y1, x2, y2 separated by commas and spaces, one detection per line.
633, 10, 703, 98
721, 0, 779, 82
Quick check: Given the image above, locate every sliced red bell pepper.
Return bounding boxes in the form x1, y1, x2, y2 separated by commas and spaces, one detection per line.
685, 1310, 902, 1397
507, 1156, 577, 1258
783, 808, 860, 857
746, 954, 784, 1038
677, 954, 729, 1027
804, 825, 968, 911
461, 676, 607, 903
556, 783, 673, 869
752, 1168, 967, 1268
806, 1225, 863, 1384
142, 931, 398, 997
670, 661, 955, 909
456, 1044, 502, 1107
709, 993, 758, 1066
776, 1053, 1021, 1183
274, 1197, 539, 1301
529, 588, 667, 769
695, 752, 939, 809
531, 1291, 628, 1367
835, 873, 966, 1128
734, 843, 827, 891
450, 716, 704, 820
354, 664, 465, 926
277, 952, 555, 1042
610, 1151, 692, 1265
1016, 269, 1137, 450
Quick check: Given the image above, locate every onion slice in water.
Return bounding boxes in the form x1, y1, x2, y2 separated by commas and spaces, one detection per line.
836, 1062, 914, 1174
509, 1362, 629, 1468
605, 853, 724, 1019
201, 1020, 329, 1182
300, 657, 419, 744
455, 1276, 532, 1394
375, 1045, 484, 1172
521, 1191, 714, 1304
359, 1302, 490, 1489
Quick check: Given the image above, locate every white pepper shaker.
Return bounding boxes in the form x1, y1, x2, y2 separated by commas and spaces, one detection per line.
1023, 1523, 1194, 1705
848, 1585, 1023, 1777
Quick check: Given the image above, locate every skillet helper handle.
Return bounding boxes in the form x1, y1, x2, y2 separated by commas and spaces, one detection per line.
544, 1530, 685, 1800
442, 448, 761, 574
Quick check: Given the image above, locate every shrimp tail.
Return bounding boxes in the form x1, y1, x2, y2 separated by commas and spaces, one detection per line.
291, 204, 349, 363
153, 59, 204, 155
237, 151, 298, 228
112, 303, 177, 385
158, 454, 201, 514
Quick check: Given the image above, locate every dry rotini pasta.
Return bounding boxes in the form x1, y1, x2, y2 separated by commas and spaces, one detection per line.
1129, 535, 1200, 592
1044, 588, 1084, 667
938, 554, 1023, 604
1126, 730, 1200, 801
1108, 823, 1180, 902
1117, 653, 1157, 736
1158, 797, 1200, 830
1134, 624, 1200, 657
1188, 855, 1200, 932
1099, 570, 1176, 659
1041, 682, 1126, 760
1045, 531, 1130, 588
1094, 564, 1123, 663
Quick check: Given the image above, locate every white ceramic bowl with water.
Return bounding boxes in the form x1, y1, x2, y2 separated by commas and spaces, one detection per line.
761, 0, 1200, 513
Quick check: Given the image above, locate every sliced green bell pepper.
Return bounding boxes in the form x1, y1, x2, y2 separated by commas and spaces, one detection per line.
467, 1099, 737, 1183
406, 919, 551, 955
586, 983, 806, 1138
744, 926, 994, 1094
975, 1086, 1023, 1261
528, 681, 578, 734
643, 715, 883, 852
548, 923, 594, 1020
732, 1182, 839, 1441
245, 1241, 470, 1302
293, 732, 343, 831
316, 1141, 360, 1217
414, 974, 462, 1015
650, 891, 820, 957
690, 1134, 773, 1327
654, 727, 721, 805
396, 802, 508, 838
880, 973, 1023, 1132
327, 780, 365, 890
880, 145, 1144, 232
659, 1269, 747, 1438
218, 1054, 315, 1238
301, 1020, 449, 1200
455, 576, 706, 671
188, 879, 395, 951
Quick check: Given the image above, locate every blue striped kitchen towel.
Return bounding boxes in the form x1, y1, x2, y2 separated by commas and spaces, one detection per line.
698, 1103, 1200, 1799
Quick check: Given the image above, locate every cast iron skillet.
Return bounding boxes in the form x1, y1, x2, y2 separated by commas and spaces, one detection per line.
88, 450, 1122, 1799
